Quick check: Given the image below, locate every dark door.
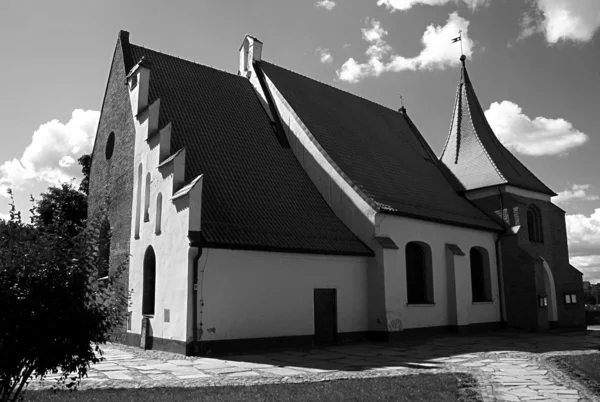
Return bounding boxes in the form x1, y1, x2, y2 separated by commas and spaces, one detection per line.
314, 289, 337, 344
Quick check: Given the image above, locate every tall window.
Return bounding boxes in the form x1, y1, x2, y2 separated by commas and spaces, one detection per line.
142, 246, 156, 315
135, 164, 142, 238
470, 247, 492, 302
155, 193, 162, 234
405, 242, 433, 304
144, 173, 151, 222
527, 205, 543, 243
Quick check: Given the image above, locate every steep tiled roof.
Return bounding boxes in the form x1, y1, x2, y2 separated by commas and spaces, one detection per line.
259, 61, 501, 232
440, 59, 556, 196
126, 44, 372, 256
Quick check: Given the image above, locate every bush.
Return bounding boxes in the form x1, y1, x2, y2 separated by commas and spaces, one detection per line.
0, 190, 128, 402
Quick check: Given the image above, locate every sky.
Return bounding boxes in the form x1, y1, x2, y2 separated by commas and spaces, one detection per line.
0, 0, 599, 280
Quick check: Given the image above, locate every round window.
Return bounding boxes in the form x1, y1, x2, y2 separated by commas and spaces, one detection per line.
105, 132, 115, 160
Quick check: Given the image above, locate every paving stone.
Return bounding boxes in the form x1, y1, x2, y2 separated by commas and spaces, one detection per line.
175, 373, 212, 379
259, 367, 307, 376
103, 371, 132, 380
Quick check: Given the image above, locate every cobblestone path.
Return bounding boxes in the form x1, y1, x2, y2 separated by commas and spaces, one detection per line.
29, 330, 600, 401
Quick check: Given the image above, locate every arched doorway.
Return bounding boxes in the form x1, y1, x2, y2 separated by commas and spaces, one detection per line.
142, 246, 156, 316
541, 258, 558, 322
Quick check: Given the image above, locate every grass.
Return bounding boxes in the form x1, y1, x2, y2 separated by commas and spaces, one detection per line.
25, 373, 479, 402
561, 353, 600, 384
550, 353, 600, 398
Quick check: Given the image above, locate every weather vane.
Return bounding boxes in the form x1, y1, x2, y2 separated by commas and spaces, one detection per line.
451, 30, 463, 55
400, 94, 404, 109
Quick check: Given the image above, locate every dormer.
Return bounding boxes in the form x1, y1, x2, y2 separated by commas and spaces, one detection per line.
126, 56, 152, 115
239, 35, 263, 76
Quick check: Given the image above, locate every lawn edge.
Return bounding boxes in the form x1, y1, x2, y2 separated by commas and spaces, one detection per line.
544, 353, 600, 399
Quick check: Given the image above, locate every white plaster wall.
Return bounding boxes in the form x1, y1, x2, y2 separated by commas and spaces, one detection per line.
199, 249, 370, 341
128, 84, 192, 343
378, 214, 501, 329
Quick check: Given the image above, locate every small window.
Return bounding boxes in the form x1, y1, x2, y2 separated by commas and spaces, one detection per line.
564, 293, 577, 305
538, 296, 548, 308
527, 205, 543, 243
405, 241, 434, 304
470, 247, 492, 302
135, 164, 142, 239
105, 132, 115, 160
155, 193, 162, 234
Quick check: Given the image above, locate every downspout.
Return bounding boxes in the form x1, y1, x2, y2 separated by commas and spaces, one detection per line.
189, 239, 203, 355
495, 188, 507, 326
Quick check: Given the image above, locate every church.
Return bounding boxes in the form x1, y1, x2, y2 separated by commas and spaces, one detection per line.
88, 31, 585, 355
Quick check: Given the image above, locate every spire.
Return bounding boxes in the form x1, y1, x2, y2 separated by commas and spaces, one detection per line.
440, 57, 556, 196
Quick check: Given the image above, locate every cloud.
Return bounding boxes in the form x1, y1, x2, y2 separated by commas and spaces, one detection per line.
377, 0, 490, 12
0, 109, 100, 196
570, 255, 600, 283
566, 208, 600, 257
520, 0, 600, 43
0, 212, 8, 221
484, 101, 588, 156
554, 184, 599, 205
337, 13, 473, 83
316, 47, 334, 64
315, 0, 336, 10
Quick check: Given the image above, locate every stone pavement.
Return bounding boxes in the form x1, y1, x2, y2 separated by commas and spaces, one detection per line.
29, 330, 600, 401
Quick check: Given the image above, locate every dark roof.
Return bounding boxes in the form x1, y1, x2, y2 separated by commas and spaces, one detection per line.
440, 60, 556, 196
259, 61, 501, 232
125, 43, 372, 256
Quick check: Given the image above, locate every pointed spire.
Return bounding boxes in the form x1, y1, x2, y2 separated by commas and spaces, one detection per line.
439, 58, 556, 196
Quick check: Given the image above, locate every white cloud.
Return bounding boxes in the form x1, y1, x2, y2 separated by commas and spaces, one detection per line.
0, 109, 100, 196
0, 212, 9, 221
315, 0, 336, 11
316, 47, 334, 64
337, 13, 473, 83
520, 0, 600, 43
484, 101, 588, 156
566, 208, 600, 257
554, 184, 599, 205
377, 0, 490, 12
570, 255, 600, 283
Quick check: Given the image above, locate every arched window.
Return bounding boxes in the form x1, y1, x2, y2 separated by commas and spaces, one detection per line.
470, 247, 492, 302
405, 242, 434, 304
155, 193, 162, 235
142, 246, 156, 316
527, 205, 543, 243
144, 173, 151, 222
135, 164, 142, 238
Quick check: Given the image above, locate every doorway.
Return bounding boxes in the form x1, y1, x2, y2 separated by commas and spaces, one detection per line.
314, 289, 337, 344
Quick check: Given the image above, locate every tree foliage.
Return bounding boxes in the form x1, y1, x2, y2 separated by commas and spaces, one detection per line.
0, 189, 128, 402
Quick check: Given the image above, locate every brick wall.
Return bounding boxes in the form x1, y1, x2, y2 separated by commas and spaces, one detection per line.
470, 191, 585, 329
88, 38, 136, 318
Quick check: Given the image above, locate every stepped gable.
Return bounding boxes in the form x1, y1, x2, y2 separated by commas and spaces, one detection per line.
259, 61, 500, 232
440, 56, 556, 196
126, 44, 371, 256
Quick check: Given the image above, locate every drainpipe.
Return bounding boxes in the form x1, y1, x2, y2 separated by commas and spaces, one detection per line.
189, 239, 203, 355
495, 188, 507, 326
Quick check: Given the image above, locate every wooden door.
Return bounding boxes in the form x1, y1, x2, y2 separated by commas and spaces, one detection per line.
314, 289, 337, 344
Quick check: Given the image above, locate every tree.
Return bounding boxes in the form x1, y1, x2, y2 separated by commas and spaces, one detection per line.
33, 153, 90, 232
78, 154, 91, 196
0, 190, 127, 402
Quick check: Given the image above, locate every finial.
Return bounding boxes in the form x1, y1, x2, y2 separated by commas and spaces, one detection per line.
399, 95, 407, 114
460, 54, 466, 66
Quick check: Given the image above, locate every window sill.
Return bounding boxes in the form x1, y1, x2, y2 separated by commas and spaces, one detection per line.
472, 301, 494, 305
406, 303, 435, 307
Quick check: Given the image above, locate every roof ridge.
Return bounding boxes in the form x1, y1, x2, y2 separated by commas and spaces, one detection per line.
129, 42, 246, 80
261, 60, 404, 116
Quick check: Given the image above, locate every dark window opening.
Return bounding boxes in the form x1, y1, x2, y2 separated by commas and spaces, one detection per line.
105, 132, 115, 160
142, 246, 156, 315
527, 205, 544, 243
470, 247, 492, 302
406, 242, 433, 304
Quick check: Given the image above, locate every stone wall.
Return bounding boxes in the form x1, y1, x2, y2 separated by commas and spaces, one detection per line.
88, 37, 136, 331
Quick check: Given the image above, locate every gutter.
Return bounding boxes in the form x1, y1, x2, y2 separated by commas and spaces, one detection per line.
495, 188, 507, 325
188, 233, 203, 355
